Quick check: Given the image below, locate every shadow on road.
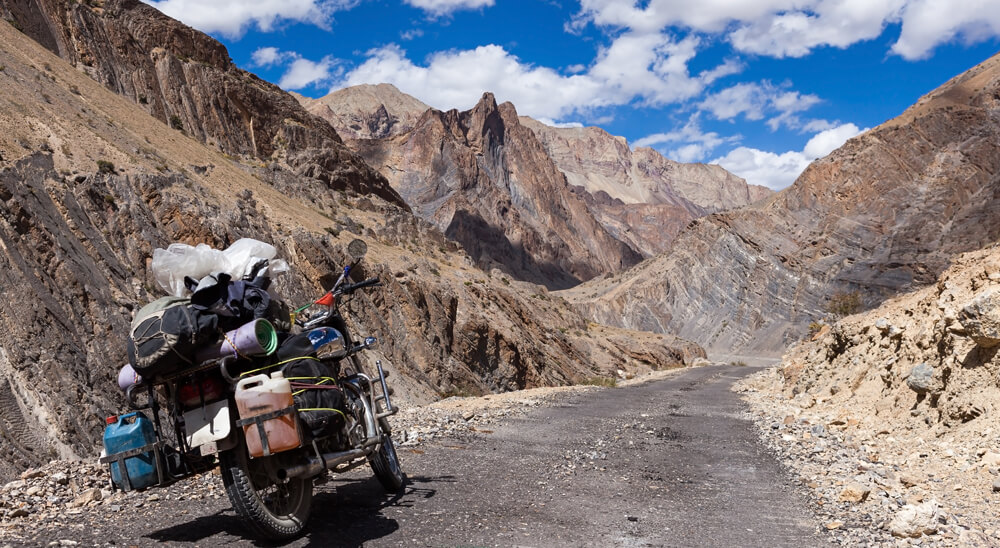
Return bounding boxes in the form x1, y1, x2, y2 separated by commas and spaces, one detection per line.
145, 474, 453, 547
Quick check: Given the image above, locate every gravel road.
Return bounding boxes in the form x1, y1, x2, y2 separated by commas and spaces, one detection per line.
12, 365, 828, 547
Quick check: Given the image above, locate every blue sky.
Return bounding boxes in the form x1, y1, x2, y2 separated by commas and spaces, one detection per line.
143, 0, 1000, 190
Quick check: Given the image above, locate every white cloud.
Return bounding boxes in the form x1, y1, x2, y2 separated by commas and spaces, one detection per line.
404, 0, 494, 17
332, 36, 732, 119
570, 0, 1000, 60
142, 0, 359, 38
633, 115, 735, 162
245, 47, 339, 89
536, 118, 585, 128
728, 1, 905, 58
700, 83, 770, 121
803, 122, 863, 158
279, 56, 339, 89
713, 147, 813, 190
400, 28, 424, 41
893, 0, 1000, 59
699, 82, 823, 130
713, 122, 866, 189
250, 46, 288, 67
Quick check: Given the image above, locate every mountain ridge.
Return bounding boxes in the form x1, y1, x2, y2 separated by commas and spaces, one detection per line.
565, 51, 1000, 353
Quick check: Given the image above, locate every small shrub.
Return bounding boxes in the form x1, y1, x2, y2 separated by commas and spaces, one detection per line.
69, 84, 80, 95
827, 290, 862, 318
464, 281, 472, 286
581, 377, 617, 388
169, 114, 183, 130
138, 94, 148, 104
501, 277, 510, 285
96, 159, 115, 174
729, 360, 748, 367
807, 321, 826, 339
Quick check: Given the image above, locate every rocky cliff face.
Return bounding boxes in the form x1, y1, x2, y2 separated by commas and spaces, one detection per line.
520, 119, 767, 211
351, 93, 643, 289
0, 0, 404, 206
566, 52, 1000, 354
297, 84, 431, 140
521, 118, 770, 256
0, 16, 702, 481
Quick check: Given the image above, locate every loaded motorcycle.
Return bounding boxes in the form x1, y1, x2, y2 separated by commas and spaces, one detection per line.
101, 239, 404, 540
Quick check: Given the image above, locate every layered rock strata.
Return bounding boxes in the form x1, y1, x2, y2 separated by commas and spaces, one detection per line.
351, 93, 643, 289
0, 0, 404, 205
567, 52, 1000, 353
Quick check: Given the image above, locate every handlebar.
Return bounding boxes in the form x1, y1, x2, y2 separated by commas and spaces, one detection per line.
298, 276, 380, 329
339, 277, 381, 295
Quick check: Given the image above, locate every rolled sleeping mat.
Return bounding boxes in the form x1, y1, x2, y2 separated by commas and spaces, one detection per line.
117, 363, 142, 392
195, 318, 278, 362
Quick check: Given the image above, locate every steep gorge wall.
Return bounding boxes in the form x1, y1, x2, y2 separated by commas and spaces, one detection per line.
568, 52, 1000, 353
0, 0, 404, 205
353, 93, 643, 289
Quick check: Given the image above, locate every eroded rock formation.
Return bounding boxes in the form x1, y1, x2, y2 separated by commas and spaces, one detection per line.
351, 93, 643, 289
567, 52, 1000, 353
0, 0, 404, 205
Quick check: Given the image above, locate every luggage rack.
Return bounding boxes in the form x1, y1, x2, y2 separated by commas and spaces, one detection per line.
99, 439, 170, 492
105, 360, 228, 492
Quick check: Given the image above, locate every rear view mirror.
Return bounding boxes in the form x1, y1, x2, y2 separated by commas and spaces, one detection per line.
347, 239, 368, 262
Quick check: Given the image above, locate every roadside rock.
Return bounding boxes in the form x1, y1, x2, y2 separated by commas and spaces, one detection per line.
888, 499, 944, 538
958, 290, 1000, 347
906, 362, 935, 394
837, 484, 871, 503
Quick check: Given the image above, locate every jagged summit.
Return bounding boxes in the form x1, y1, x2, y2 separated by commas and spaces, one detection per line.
351, 92, 643, 289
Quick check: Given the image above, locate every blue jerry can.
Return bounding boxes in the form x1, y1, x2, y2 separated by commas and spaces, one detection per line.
103, 412, 158, 490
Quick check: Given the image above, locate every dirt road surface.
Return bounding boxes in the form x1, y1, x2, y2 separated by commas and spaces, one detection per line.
21, 366, 827, 547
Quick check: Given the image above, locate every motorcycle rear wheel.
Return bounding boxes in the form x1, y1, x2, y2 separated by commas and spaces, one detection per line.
220, 443, 313, 540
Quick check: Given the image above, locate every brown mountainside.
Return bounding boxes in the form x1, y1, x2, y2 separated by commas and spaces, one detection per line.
521, 119, 771, 257
298, 83, 431, 140
566, 52, 1000, 354
0, 16, 702, 480
351, 93, 643, 289
0, 0, 404, 205
519, 118, 768, 211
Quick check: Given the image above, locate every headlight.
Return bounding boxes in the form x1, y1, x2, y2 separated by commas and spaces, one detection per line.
307, 327, 347, 359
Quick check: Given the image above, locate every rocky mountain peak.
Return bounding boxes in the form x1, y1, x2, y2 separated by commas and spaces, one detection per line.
300, 83, 431, 140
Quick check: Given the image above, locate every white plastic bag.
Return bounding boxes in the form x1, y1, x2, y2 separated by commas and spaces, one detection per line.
151, 238, 289, 296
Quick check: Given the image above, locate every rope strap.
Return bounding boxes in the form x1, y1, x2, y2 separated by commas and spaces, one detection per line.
235, 405, 296, 457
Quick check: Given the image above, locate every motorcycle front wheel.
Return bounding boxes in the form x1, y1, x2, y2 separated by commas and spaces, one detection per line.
220, 442, 313, 540
369, 428, 404, 493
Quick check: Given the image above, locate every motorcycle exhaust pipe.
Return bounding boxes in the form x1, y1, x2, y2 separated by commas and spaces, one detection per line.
277, 437, 382, 481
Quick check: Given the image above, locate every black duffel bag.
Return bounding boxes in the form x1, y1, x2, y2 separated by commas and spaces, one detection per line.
127, 297, 219, 378
277, 333, 346, 439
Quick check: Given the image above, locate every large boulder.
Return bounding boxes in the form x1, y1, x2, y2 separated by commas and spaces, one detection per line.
958, 289, 1000, 347
888, 499, 945, 538
905, 362, 935, 394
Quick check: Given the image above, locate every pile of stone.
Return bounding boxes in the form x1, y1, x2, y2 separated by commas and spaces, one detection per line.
740, 372, 1000, 546
392, 388, 590, 446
